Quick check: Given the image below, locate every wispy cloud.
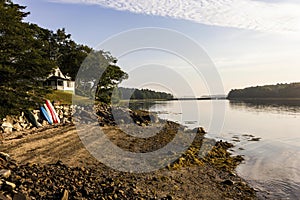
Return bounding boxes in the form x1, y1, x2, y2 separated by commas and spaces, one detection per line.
51, 0, 300, 32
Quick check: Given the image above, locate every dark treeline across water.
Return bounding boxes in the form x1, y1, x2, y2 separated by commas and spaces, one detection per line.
228, 82, 300, 99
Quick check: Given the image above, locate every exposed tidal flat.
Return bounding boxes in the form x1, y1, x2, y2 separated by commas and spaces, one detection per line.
0, 104, 257, 199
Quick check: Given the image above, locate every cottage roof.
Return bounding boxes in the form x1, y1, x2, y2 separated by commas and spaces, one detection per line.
47, 75, 70, 81
48, 67, 71, 80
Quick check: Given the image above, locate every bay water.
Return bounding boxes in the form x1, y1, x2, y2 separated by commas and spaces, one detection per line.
144, 99, 300, 199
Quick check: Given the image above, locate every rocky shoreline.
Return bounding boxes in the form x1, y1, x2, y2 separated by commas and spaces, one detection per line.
0, 104, 258, 199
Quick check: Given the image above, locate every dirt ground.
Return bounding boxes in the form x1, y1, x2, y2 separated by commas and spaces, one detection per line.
0, 123, 258, 199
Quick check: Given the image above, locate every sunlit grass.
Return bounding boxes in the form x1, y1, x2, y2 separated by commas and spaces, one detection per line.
45, 90, 73, 104
45, 90, 98, 105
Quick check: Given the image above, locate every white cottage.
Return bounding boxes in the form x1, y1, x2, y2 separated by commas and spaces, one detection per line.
44, 67, 75, 92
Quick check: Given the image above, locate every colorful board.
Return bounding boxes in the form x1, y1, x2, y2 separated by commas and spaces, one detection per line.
43, 103, 53, 123
24, 110, 42, 128
40, 106, 53, 125
45, 100, 60, 124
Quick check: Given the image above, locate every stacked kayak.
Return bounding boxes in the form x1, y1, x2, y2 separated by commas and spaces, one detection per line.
24, 110, 42, 128
40, 100, 61, 125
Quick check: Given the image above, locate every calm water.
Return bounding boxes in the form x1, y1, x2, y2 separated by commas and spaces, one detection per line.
146, 99, 300, 199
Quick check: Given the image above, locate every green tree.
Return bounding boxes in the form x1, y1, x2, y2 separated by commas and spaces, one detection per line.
75, 50, 128, 104
48, 28, 92, 80
0, 0, 55, 117
0, 0, 129, 118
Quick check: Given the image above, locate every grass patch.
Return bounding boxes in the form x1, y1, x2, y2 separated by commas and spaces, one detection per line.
45, 90, 73, 105
45, 90, 97, 105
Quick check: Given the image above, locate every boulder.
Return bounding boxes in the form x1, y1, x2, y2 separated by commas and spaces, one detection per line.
1, 122, 13, 133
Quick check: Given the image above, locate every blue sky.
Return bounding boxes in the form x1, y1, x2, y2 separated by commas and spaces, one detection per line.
15, 0, 300, 96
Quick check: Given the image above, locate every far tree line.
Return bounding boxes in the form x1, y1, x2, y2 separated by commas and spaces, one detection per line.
116, 87, 173, 100
228, 82, 300, 99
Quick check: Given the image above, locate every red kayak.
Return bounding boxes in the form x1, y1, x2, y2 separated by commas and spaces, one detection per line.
45, 99, 58, 124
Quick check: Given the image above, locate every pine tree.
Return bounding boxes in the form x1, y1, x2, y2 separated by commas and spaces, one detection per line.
0, 0, 55, 117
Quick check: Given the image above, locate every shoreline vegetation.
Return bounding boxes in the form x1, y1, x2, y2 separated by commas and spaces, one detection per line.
229, 98, 300, 100
116, 87, 174, 101
0, 103, 258, 199
228, 82, 300, 100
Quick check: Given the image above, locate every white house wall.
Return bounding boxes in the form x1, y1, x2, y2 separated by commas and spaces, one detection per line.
63, 81, 75, 92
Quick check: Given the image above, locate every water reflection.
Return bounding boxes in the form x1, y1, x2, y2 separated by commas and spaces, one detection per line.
229, 99, 300, 115
237, 140, 300, 199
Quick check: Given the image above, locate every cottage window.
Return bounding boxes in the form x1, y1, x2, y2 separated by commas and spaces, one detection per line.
67, 81, 73, 87
58, 80, 63, 86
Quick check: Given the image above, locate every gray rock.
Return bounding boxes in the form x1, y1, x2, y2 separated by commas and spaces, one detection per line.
13, 123, 22, 132
0, 170, 11, 179
1, 122, 13, 133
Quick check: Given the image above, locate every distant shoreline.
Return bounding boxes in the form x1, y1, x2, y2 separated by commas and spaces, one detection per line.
121, 96, 300, 102
117, 97, 227, 102
227, 98, 300, 101
170, 97, 227, 101
227, 82, 300, 100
